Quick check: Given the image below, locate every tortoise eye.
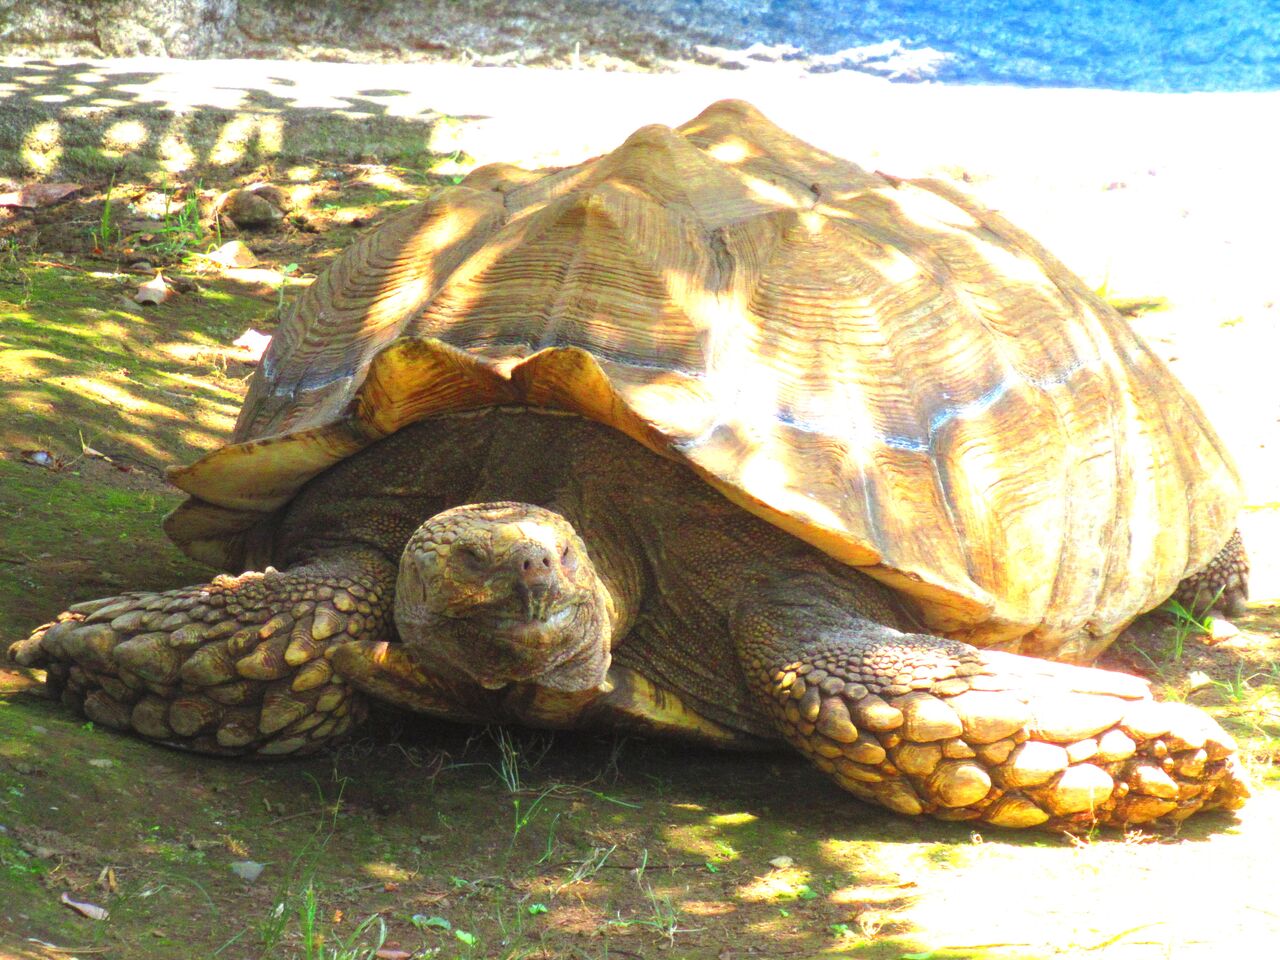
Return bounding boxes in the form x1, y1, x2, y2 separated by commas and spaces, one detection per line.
455, 544, 488, 569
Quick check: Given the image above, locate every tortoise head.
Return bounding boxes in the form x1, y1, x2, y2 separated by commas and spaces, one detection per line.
394, 502, 613, 692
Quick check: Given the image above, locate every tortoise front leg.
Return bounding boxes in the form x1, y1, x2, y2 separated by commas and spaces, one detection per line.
733, 580, 1250, 830
8, 550, 396, 756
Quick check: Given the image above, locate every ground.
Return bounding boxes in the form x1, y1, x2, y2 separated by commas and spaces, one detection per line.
1, 56, 1279, 960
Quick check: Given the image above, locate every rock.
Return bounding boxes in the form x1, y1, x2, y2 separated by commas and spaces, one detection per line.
207, 240, 258, 269
222, 188, 284, 229
1206, 618, 1241, 644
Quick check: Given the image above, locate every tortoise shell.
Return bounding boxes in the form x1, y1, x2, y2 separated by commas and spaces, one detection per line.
166, 99, 1241, 661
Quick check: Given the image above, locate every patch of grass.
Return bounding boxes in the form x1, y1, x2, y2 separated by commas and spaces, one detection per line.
1157, 595, 1215, 663
89, 174, 122, 254
134, 185, 209, 261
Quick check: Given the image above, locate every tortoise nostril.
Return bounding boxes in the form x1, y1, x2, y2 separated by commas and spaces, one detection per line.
542, 557, 551, 567
522, 559, 532, 571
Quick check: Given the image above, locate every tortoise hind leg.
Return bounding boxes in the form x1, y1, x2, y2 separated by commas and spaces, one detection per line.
1173, 528, 1249, 617
733, 579, 1250, 830
8, 549, 396, 756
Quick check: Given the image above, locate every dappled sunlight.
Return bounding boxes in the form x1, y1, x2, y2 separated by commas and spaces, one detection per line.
103, 118, 149, 153
65, 375, 178, 418
21, 118, 62, 175
0, 60, 468, 181
361, 860, 414, 883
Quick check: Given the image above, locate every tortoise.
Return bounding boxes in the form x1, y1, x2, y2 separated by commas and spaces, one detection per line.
10, 99, 1251, 831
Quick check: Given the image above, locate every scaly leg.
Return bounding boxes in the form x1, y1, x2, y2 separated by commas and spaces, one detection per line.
734, 579, 1250, 831
8, 550, 396, 756
1174, 528, 1249, 617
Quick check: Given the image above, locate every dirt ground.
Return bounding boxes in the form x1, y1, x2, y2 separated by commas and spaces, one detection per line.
1, 56, 1279, 960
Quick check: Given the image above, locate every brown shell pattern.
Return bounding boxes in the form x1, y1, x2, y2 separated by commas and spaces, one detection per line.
167, 99, 1241, 657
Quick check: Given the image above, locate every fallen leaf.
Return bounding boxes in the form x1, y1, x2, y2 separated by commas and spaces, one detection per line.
375, 951, 412, 960
232, 328, 272, 361
135, 273, 173, 306
0, 183, 82, 208
60, 892, 110, 920
768, 856, 795, 869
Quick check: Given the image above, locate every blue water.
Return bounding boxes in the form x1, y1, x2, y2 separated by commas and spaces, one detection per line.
746, 0, 1280, 90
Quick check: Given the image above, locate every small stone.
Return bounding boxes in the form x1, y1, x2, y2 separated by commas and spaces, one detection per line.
88, 758, 114, 768
767, 856, 794, 869
895, 692, 963, 742
207, 240, 258, 268
1042, 764, 1115, 815
942, 738, 976, 759
818, 676, 846, 696
999, 741, 1069, 788
223, 188, 284, 229
1206, 618, 1241, 645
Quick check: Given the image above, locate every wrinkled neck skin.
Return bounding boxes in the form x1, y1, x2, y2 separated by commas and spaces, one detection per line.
393, 500, 633, 701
